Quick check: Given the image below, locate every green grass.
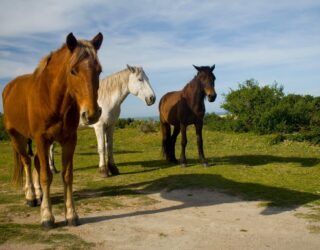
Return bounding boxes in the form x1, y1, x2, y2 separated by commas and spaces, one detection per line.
0, 127, 320, 246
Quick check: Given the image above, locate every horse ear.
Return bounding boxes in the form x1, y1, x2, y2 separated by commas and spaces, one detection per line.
193, 65, 201, 71
91, 32, 103, 51
127, 64, 135, 73
66, 33, 78, 52
210, 64, 215, 71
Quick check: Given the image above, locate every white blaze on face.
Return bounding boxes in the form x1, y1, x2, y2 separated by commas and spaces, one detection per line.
128, 68, 156, 106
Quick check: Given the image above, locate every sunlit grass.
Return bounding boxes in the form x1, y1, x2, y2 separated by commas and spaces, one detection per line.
0, 126, 320, 246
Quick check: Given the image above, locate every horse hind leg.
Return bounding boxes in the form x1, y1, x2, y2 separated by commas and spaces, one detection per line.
160, 121, 172, 162
49, 143, 59, 174
10, 133, 37, 206
106, 125, 119, 175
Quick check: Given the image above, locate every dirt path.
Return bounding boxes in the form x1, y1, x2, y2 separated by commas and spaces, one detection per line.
2, 189, 320, 250
67, 189, 320, 249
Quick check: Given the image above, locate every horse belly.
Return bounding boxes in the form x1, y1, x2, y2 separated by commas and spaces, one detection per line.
159, 92, 181, 125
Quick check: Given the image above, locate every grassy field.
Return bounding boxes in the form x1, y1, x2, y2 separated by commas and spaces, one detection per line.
0, 126, 320, 247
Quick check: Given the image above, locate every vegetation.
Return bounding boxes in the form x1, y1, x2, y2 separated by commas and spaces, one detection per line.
0, 127, 319, 247
0, 113, 9, 141
116, 117, 159, 133
205, 79, 320, 144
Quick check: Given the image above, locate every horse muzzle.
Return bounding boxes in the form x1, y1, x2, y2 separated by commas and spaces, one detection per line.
80, 107, 102, 125
146, 95, 156, 106
207, 94, 217, 102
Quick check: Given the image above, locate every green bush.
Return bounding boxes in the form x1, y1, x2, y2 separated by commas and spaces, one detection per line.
116, 118, 135, 129
204, 113, 234, 131
115, 118, 159, 133
139, 120, 159, 133
0, 113, 9, 141
204, 79, 320, 144
221, 79, 284, 133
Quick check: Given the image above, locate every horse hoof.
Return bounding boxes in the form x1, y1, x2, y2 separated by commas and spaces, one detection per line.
36, 198, 42, 206
98, 166, 109, 177
26, 199, 37, 207
101, 172, 110, 178
66, 217, 80, 227
202, 162, 209, 167
42, 220, 55, 229
110, 166, 120, 175
51, 168, 59, 174
180, 163, 187, 168
170, 159, 178, 164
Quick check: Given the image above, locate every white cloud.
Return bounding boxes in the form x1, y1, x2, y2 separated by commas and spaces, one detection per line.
1, 0, 320, 115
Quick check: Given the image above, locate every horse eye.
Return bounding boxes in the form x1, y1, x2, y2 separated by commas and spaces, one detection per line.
71, 69, 77, 75
139, 78, 143, 81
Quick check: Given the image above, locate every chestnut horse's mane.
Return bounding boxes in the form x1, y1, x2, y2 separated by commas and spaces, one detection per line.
33, 40, 99, 78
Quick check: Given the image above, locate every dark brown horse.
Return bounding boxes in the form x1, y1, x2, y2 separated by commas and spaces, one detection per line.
2, 32, 103, 228
159, 65, 216, 167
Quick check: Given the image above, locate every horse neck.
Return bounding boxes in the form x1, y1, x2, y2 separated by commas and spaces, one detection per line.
99, 69, 130, 108
182, 77, 205, 111
37, 47, 75, 116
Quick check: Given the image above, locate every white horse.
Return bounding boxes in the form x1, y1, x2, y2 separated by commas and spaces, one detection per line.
48, 65, 156, 176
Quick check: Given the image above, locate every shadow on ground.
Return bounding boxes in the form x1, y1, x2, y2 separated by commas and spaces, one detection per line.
208, 154, 320, 167
48, 172, 320, 227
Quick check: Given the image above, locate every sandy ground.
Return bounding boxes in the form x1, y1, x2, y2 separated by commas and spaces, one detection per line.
2, 189, 320, 250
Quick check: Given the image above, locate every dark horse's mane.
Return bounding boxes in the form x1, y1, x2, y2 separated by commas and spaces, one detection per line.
182, 74, 199, 91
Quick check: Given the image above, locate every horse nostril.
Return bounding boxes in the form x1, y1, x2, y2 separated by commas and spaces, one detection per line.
81, 111, 88, 121
150, 96, 156, 104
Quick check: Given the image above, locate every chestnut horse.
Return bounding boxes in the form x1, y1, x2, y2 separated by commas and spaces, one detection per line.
2, 32, 103, 228
159, 65, 216, 167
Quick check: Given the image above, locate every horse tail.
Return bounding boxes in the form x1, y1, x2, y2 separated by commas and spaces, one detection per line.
27, 139, 34, 157
160, 120, 171, 160
12, 149, 24, 187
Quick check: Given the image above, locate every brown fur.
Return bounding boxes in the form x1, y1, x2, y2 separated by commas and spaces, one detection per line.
159, 65, 217, 166
2, 32, 103, 227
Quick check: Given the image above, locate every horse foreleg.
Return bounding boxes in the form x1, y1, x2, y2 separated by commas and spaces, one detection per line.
170, 125, 180, 163
35, 137, 54, 228
49, 143, 58, 174
195, 122, 208, 167
61, 134, 79, 226
94, 124, 108, 177
106, 125, 119, 175
180, 124, 187, 167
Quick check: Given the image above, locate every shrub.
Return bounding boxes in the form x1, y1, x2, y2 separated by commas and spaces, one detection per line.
221, 79, 284, 133
116, 118, 135, 129
204, 113, 234, 131
139, 120, 159, 133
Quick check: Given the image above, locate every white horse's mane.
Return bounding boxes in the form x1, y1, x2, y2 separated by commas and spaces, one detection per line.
98, 67, 144, 102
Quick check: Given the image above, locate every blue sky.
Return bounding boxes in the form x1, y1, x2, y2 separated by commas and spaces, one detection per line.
1, 0, 320, 117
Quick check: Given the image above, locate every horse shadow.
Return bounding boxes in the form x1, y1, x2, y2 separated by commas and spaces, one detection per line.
51, 173, 320, 227
208, 154, 320, 167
